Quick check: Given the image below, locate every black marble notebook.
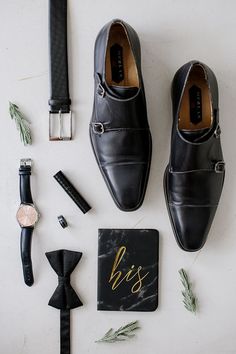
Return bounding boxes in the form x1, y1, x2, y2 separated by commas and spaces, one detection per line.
97, 229, 159, 312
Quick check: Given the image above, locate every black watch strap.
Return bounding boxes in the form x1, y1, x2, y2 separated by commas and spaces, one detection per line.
48, 0, 71, 114
19, 164, 33, 204
21, 227, 34, 286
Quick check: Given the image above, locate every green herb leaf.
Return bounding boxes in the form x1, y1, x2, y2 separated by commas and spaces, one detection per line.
179, 268, 197, 314
95, 320, 140, 343
9, 102, 32, 145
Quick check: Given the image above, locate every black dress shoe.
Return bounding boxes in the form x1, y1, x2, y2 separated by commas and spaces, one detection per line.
164, 60, 225, 251
90, 19, 152, 211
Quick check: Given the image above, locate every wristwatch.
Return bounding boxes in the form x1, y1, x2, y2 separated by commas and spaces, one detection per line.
16, 159, 39, 286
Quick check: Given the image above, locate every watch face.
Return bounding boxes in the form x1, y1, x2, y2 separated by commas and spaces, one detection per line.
16, 204, 39, 227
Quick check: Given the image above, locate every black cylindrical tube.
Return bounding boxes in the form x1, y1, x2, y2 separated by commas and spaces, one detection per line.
54, 171, 91, 214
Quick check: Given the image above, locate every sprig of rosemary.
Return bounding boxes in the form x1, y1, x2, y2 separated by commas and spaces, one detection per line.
95, 320, 140, 343
9, 102, 32, 145
179, 268, 197, 314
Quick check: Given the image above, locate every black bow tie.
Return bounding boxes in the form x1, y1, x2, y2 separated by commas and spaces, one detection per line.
46, 249, 83, 354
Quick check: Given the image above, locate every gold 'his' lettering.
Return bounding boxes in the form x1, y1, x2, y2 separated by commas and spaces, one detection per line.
109, 246, 149, 293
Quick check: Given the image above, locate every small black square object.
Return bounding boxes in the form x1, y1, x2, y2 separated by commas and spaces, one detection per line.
97, 229, 159, 312
58, 215, 68, 228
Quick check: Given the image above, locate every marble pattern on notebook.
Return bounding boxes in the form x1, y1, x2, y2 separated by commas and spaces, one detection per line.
97, 229, 159, 312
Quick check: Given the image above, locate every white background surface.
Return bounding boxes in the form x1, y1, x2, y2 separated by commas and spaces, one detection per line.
0, 0, 235, 353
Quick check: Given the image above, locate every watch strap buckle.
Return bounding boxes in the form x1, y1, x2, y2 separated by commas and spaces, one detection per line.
20, 158, 32, 167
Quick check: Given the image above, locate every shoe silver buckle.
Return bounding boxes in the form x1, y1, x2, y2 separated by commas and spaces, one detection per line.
92, 122, 105, 135
214, 125, 221, 138
214, 161, 225, 173
97, 83, 106, 97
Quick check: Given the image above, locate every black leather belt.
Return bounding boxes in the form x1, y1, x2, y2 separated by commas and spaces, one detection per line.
48, 0, 72, 141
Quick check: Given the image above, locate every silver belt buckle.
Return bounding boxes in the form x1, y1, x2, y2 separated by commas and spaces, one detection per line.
49, 110, 72, 141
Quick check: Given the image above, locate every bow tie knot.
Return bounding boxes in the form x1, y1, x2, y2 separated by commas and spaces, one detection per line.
58, 275, 70, 285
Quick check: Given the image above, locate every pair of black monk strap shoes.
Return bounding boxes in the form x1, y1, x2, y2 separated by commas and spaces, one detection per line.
89, 19, 225, 252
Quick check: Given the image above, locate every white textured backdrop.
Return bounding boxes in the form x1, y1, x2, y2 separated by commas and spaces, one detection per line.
0, 0, 235, 353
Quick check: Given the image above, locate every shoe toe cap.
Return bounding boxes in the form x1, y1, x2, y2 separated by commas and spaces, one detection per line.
169, 204, 217, 251
103, 163, 149, 211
